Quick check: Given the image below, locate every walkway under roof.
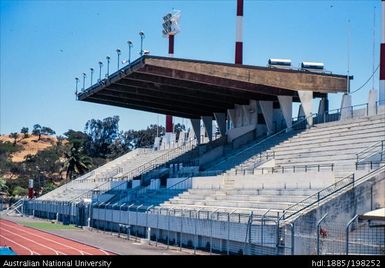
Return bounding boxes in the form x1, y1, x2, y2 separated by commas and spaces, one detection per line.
77, 56, 351, 119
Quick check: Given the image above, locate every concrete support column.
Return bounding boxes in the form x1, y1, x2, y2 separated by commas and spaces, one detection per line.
298, 90, 313, 126
368, 89, 378, 116
228, 109, 236, 128
190, 119, 201, 145
153, 137, 161, 150
259, 101, 274, 134
177, 131, 186, 146
214, 113, 226, 136
234, 104, 243, 127
241, 105, 251, 126
340, 93, 352, 120
202, 116, 213, 142
249, 100, 258, 125
277, 96, 293, 128
318, 98, 326, 116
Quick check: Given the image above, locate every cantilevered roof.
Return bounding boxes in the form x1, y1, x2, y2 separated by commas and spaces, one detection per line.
77, 56, 350, 118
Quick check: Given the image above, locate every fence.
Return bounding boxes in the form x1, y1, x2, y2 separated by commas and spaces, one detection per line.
284, 214, 385, 255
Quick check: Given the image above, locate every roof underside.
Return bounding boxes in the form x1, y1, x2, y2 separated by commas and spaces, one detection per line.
78, 56, 350, 119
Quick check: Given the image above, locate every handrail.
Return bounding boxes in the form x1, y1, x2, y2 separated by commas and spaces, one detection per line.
66, 138, 197, 203
211, 113, 315, 171
356, 140, 385, 163
116, 137, 197, 180
282, 165, 385, 222
326, 102, 369, 115
231, 162, 335, 175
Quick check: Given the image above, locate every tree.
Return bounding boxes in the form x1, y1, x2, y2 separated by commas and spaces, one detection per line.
84, 116, 120, 157
20, 127, 29, 139
64, 129, 89, 148
174, 123, 186, 141
32, 124, 42, 140
32, 124, 55, 141
9, 132, 19, 145
62, 145, 92, 181
41, 126, 56, 136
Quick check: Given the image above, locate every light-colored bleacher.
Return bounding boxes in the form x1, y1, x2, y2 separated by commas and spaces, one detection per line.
38, 143, 194, 201
226, 114, 385, 174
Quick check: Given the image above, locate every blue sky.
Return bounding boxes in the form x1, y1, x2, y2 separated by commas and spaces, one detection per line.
0, 0, 382, 135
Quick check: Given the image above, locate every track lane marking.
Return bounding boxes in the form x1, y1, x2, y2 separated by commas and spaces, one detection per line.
0, 227, 63, 255
0, 234, 40, 255
1, 221, 90, 255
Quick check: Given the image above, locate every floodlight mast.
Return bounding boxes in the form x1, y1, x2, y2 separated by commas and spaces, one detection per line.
116, 49, 121, 70
75, 77, 79, 95
127, 40, 133, 64
163, 10, 181, 133
90, 68, 94, 85
139, 31, 145, 56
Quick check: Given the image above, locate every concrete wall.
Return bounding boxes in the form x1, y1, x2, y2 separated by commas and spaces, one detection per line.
231, 129, 256, 149
192, 176, 223, 189
197, 146, 224, 167
227, 125, 256, 143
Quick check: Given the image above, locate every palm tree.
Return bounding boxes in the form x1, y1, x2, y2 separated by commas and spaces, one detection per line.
62, 145, 92, 181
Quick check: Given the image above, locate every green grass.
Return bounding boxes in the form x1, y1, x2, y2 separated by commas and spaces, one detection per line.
21, 221, 78, 230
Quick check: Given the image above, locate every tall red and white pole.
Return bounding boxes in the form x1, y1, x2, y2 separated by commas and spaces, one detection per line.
28, 179, 34, 199
166, 34, 175, 133
380, 0, 385, 103
235, 0, 244, 64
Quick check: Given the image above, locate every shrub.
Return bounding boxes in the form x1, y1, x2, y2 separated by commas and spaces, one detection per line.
12, 186, 27, 197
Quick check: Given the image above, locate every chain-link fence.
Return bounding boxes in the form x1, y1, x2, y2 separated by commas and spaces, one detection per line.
283, 214, 385, 255
23, 198, 384, 255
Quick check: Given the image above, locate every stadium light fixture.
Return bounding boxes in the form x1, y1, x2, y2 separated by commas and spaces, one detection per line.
162, 10, 181, 38
139, 31, 145, 56
98, 61, 103, 81
75, 77, 79, 95
127, 40, 133, 64
116, 49, 121, 70
82, 73, 86, 90
90, 68, 94, 85
106, 55, 110, 77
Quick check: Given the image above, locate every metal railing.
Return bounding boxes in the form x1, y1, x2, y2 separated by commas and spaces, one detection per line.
116, 138, 197, 180
282, 165, 385, 221
356, 140, 385, 163
63, 139, 197, 203
210, 113, 315, 173
230, 163, 336, 175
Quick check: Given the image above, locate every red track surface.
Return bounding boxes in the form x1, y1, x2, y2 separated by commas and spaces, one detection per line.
0, 219, 114, 255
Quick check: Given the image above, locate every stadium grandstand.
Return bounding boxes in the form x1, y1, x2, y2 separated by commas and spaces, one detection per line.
15, 54, 384, 255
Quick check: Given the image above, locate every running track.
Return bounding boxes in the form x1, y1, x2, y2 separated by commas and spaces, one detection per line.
0, 219, 114, 255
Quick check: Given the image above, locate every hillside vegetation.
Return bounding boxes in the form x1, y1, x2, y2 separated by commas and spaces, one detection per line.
0, 117, 182, 200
